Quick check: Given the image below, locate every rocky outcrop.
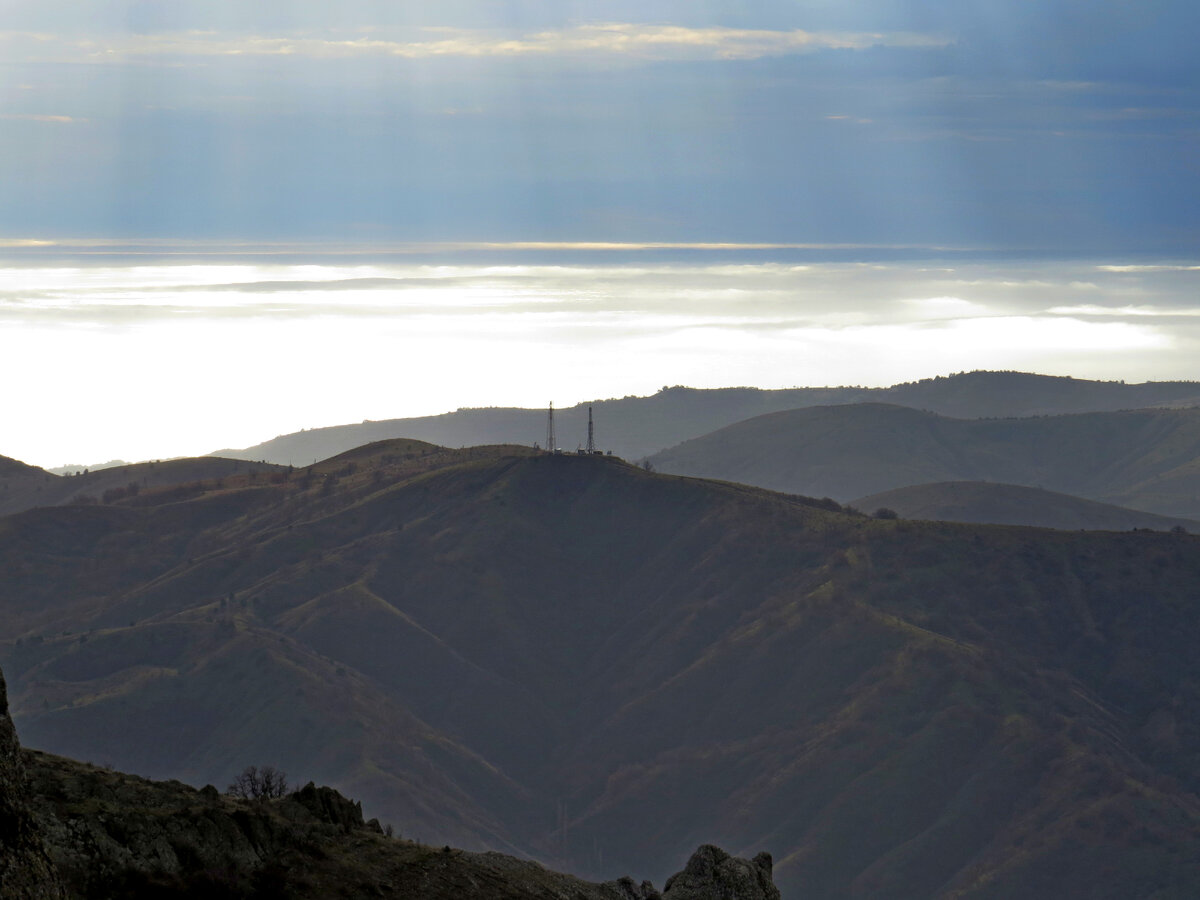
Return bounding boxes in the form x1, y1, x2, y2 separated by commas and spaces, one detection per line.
0, 669, 65, 899
662, 845, 781, 900
290, 780, 365, 832
604, 874, 663, 899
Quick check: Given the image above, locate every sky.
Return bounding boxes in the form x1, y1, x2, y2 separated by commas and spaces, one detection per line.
1, 2, 1199, 466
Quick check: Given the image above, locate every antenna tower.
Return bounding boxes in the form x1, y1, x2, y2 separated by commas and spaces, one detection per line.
586, 406, 596, 453
546, 402, 556, 452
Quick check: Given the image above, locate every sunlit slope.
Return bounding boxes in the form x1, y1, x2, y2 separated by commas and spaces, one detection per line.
0, 454, 286, 518
1, 441, 1199, 897
648, 403, 1200, 518
212, 371, 1200, 467
853, 481, 1200, 531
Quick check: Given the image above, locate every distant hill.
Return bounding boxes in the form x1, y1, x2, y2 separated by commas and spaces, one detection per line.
647, 403, 1200, 518
0, 456, 287, 519
3, 441, 1200, 897
853, 481, 1200, 531
882, 369, 1200, 418
212, 371, 1200, 466
47, 460, 128, 476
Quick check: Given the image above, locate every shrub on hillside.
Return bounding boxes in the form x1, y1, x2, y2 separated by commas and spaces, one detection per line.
227, 765, 289, 800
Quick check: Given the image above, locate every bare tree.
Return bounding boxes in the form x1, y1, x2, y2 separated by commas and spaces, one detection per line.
227, 765, 289, 800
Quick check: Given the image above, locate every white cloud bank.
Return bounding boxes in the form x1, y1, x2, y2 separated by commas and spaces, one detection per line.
0, 24, 948, 64
1, 257, 1197, 467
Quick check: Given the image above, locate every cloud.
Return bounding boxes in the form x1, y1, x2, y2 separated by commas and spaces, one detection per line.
904, 296, 990, 320
1097, 265, 1200, 273
0, 239, 979, 258
1048, 305, 1200, 318
0, 113, 84, 124
1, 24, 948, 64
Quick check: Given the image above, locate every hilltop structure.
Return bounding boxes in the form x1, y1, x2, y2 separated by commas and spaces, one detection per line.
541, 403, 611, 456
580, 406, 608, 456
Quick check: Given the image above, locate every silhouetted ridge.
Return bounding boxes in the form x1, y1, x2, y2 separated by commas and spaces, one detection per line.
211, 371, 1200, 467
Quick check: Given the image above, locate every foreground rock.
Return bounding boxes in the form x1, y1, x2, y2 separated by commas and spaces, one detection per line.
2, 671, 785, 899
23, 751, 780, 898
662, 846, 780, 900
0, 669, 65, 899
3, 659, 778, 899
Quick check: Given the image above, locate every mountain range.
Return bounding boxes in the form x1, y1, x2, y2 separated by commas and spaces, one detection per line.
3, 440, 1200, 897
211, 371, 1200, 467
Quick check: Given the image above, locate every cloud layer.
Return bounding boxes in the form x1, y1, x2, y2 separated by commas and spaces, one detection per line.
2, 256, 1197, 467
1, 24, 947, 63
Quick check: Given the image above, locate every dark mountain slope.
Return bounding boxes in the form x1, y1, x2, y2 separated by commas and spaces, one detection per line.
1, 442, 1200, 897
647, 403, 1200, 517
212, 372, 1200, 466
853, 481, 1200, 531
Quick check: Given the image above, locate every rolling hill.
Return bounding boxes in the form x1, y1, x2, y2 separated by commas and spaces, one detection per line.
853, 481, 1200, 531
2, 441, 1200, 897
212, 371, 1200, 467
647, 403, 1200, 518
0, 456, 287, 519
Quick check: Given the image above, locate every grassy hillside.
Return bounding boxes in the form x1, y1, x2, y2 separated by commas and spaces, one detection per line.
853, 481, 1200, 531
0, 456, 287, 519
2, 441, 1200, 897
212, 372, 1200, 466
647, 403, 1200, 518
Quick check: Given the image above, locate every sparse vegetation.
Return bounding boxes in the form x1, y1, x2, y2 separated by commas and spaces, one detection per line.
227, 765, 289, 800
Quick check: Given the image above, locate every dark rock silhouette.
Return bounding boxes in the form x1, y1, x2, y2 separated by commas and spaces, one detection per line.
662, 845, 781, 900
291, 780, 365, 832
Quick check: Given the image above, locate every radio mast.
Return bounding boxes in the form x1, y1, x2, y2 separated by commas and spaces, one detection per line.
546, 402, 556, 453
586, 406, 596, 453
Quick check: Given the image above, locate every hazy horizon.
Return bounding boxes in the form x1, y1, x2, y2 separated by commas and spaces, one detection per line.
2, 244, 1199, 469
